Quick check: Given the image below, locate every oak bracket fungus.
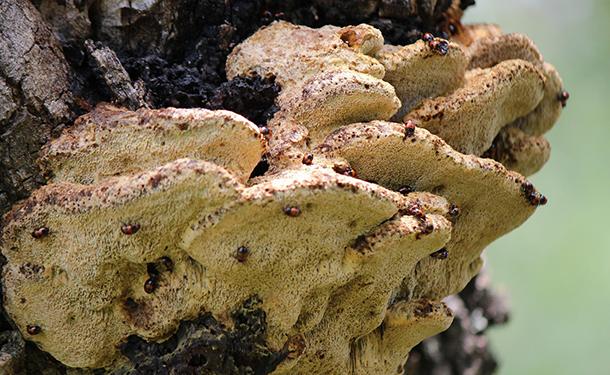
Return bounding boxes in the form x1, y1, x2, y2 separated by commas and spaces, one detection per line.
0, 5, 565, 375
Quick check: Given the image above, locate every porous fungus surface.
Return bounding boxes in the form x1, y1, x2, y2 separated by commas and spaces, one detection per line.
316, 122, 536, 300
375, 40, 469, 120
1, 12, 565, 375
406, 59, 545, 156
39, 104, 265, 184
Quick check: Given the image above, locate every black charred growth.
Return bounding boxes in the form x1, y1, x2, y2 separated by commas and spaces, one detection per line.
111, 297, 288, 375
80, 0, 461, 114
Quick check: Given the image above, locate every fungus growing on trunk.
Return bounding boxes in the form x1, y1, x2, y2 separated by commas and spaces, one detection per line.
0, 5, 565, 375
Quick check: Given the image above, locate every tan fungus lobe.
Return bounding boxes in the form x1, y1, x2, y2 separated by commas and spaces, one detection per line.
465, 33, 564, 136
375, 40, 469, 120
316, 121, 536, 299
453, 23, 505, 47
227, 21, 401, 166
226, 21, 386, 86
406, 59, 546, 156
0, 16, 565, 375
39, 104, 265, 184
483, 126, 551, 177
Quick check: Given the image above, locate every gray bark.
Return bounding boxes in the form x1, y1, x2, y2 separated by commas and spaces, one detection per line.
0, 0, 75, 218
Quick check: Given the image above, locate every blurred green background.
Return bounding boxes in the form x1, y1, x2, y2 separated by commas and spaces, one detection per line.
462, 0, 610, 374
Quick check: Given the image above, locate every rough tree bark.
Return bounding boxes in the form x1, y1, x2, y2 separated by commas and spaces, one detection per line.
0, 0, 509, 374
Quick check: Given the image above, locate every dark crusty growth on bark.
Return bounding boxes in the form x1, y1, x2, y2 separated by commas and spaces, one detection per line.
208, 76, 281, 127
111, 297, 288, 375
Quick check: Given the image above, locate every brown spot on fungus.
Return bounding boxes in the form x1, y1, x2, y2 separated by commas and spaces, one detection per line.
121, 223, 140, 235
284, 334, 307, 360
31, 227, 49, 239
227, 21, 400, 165
464, 33, 564, 137
466, 33, 543, 71
407, 60, 546, 156
317, 121, 539, 300
2, 158, 243, 367
144, 278, 155, 294
375, 40, 468, 121
283, 207, 302, 217
482, 126, 550, 176
235, 246, 249, 262
26, 325, 41, 335
349, 299, 453, 374
39, 104, 265, 184
430, 249, 449, 260
448, 205, 461, 218
404, 120, 416, 138
302, 153, 314, 165
227, 21, 385, 87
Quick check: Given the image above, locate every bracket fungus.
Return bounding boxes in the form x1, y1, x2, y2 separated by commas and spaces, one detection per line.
0, 10, 565, 375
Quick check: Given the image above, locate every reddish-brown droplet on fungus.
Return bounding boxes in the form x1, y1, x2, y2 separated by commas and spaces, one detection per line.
31, 227, 50, 239
283, 206, 302, 217
236, 246, 249, 262
26, 325, 41, 335
430, 249, 449, 260
404, 120, 416, 138
448, 205, 460, 217
121, 224, 140, 235
302, 153, 314, 165
144, 278, 155, 294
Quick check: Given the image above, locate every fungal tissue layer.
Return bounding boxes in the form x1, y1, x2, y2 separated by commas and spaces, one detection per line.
0, 19, 564, 375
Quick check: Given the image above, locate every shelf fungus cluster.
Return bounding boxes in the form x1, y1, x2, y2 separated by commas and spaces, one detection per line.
0, 18, 564, 375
